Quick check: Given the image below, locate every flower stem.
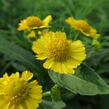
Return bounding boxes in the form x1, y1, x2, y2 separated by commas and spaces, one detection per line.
43, 91, 51, 97
74, 31, 79, 40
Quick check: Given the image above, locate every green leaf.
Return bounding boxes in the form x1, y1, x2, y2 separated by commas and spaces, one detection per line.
0, 37, 45, 76
51, 84, 61, 101
40, 100, 66, 109
48, 64, 109, 95
86, 48, 109, 66
96, 63, 109, 74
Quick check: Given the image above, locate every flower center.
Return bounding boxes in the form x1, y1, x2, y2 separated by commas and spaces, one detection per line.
26, 16, 43, 28
4, 80, 29, 104
48, 38, 70, 61
76, 20, 90, 32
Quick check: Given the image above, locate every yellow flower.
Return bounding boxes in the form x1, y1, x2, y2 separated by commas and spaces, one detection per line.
18, 15, 52, 30
0, 71, 43, 109
17, 15, 52, 38
32, 32, 86, 74
66, 17, 100, 39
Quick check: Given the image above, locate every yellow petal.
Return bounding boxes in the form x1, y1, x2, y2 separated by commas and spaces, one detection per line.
10, 72, 20, 81
49, 61, 74, 74
32, 39, 49, 60
64, 58, 81, 68
32, 32, 52, 53
71, 40, 85, 50
29, 93, 42, 101
27, 30, 36, 38
65, 17, 75, 27
43, 59, 55, 69
71, 52, 86, 61
21, 70, 33, 81
30, 86, 42, 95
27, 80, 38, 87
17, 20, 28, 31
43, 15, 52, 26
89, 28, 100, 39
25, 97, 39, 109
55, 31, 67, 39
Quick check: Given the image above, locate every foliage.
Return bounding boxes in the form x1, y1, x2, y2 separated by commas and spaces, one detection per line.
0, 0, 109, 109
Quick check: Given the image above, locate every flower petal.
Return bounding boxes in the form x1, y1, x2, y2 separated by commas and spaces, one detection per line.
27, 30, 36, 38
43, 15, 52, 26
21, 71, 33, 81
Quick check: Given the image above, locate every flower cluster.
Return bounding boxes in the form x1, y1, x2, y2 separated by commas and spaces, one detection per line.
17, 15, 101, 74
0, 15, 100, 109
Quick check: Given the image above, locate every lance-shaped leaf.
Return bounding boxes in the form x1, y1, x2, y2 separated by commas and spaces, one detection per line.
48, 64, 109, 95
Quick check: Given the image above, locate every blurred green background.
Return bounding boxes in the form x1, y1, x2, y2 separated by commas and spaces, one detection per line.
0, 0, 109, 109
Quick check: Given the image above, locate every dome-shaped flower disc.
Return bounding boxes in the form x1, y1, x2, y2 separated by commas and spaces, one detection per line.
32, 31, 86, 74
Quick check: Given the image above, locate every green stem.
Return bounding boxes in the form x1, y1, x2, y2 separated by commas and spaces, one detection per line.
43, 91, 51, 97
74, 31, 79, 40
